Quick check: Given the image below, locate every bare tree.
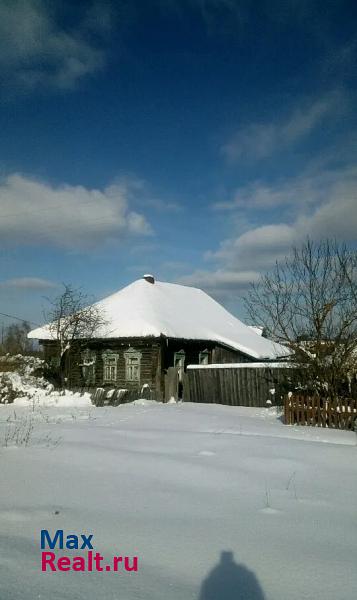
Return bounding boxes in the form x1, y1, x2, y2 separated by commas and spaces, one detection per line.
244, 239, 357, 398
1, 321, 33, 355
44, 284, 107, 384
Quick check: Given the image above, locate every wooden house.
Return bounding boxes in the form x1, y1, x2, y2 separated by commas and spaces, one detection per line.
28, 274, 289, 400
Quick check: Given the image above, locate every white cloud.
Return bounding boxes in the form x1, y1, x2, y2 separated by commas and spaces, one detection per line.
213, 164, 357, 211
0, 277, 60, 290
179, 269, 260, 289
182, 163, 357, 295
300, 182, 357, 241
221, 91, 346, 162
209, 224, 297, 269
0, 1, 109, 91
108, 175, 183, 213
0, 174, 152, 249
211, 169, 357, 270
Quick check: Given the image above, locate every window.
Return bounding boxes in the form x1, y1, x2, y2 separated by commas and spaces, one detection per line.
199, 349, 209, 365
174, 349, 185, 369
80, 349, 96, 385
126, 356, 139, 381
124, 348, 142, 382
102, 351, 119, 383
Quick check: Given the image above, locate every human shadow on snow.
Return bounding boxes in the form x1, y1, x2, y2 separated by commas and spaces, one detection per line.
198, 550, 266, 600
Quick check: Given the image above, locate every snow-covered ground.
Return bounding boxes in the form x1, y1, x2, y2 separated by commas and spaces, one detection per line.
1, 400, 356, 600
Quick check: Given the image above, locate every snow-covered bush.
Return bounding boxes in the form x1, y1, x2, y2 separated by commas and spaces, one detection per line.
0, 370, 50, 404
0, 353, 44, 376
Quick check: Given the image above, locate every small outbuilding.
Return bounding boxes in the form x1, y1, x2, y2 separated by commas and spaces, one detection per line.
28, 275, 289, 399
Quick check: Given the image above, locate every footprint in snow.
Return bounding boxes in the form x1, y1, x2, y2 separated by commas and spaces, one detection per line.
259, 507, 281, 515
0, 507, 62, 521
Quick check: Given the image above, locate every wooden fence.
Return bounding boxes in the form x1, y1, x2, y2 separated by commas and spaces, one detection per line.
89, 364, 290, 407
185, 364, 290, 407
284, 395, 357, 430
82, 386, 158, 407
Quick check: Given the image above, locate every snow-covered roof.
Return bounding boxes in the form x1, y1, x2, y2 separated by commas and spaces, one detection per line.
28, 276, 290, 360
248, 325, 264, 336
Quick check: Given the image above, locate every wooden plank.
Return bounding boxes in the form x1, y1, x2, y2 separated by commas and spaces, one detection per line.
284, 395, 289, 424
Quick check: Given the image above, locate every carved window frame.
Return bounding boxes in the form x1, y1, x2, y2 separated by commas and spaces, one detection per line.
174, 349, 185, 369
80, 349, 96, 385
124, 347, 142, 382
102, 350, 119, 383
199, 349, 209, 365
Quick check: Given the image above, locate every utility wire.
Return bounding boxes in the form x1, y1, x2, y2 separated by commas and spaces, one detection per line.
0, 311, 40, 327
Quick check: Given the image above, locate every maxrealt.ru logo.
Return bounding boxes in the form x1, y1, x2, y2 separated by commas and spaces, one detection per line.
40, 530, 139, 573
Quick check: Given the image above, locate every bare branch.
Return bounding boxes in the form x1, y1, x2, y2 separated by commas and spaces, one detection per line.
43, 284, 107, 385
243, 239, 357, 398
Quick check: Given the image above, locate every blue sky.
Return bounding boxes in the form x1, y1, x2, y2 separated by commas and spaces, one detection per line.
0, 0, 356, 326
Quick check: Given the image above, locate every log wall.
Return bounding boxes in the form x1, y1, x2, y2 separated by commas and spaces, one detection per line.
41, 337, 264, 404
63, 339, 161, 395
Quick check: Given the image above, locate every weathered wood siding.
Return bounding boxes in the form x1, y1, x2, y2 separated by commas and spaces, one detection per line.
211, 346, 253, 364
43, 338, 162, 395
42, 341, 59, 365
161, 339, 252, 369
41, 337, 262, 403
161, 339, 214, 371
186, 365, 289, 407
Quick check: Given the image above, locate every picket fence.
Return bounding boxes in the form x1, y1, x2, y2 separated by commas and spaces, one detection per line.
284, 395, 357, 430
